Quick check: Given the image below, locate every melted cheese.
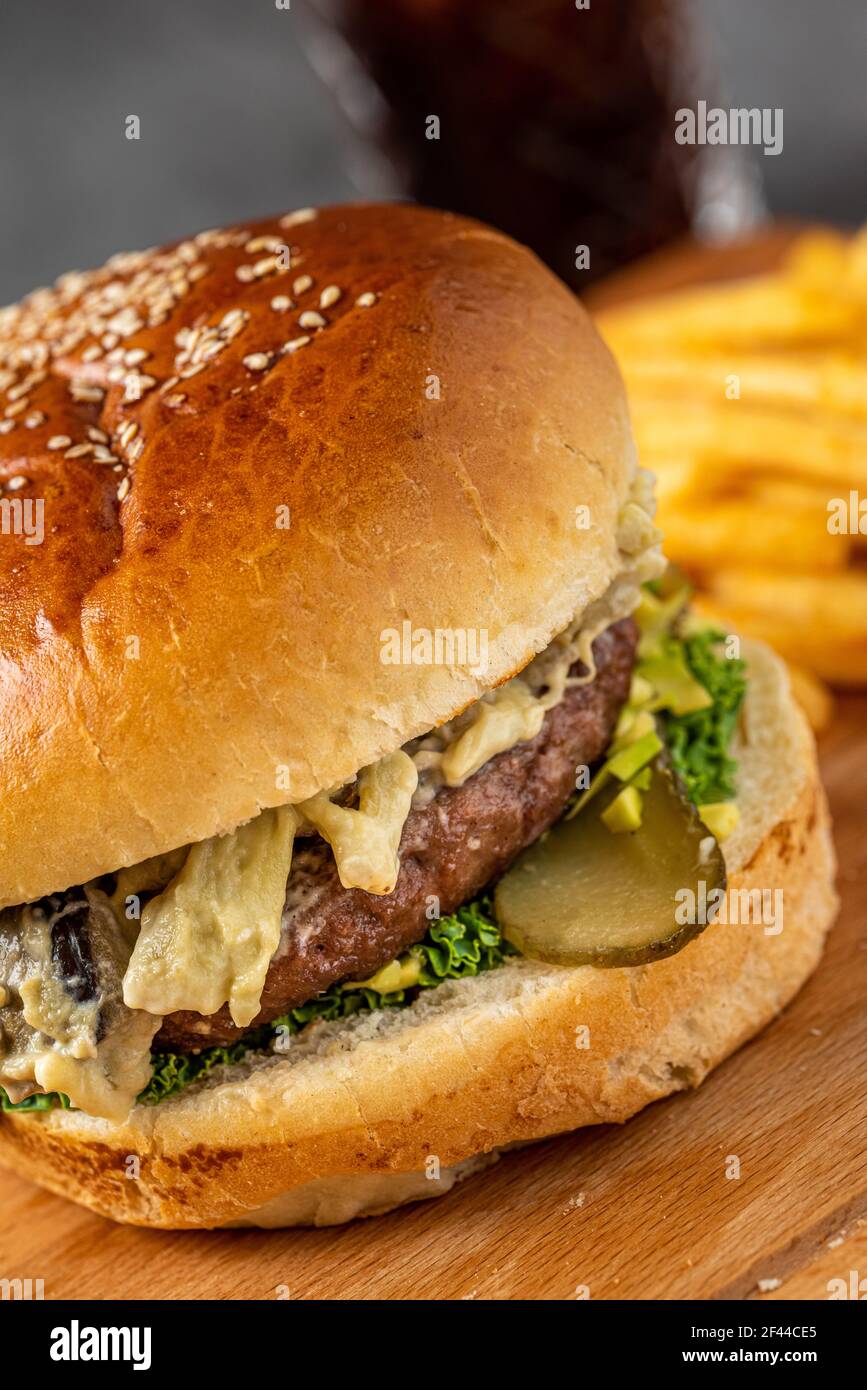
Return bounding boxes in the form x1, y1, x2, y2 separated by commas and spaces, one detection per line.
298, 750, 418, 895
123, 805, 299, 1027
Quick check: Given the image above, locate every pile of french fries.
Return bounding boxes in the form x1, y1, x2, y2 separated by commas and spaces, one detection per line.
597, 227, 867, 732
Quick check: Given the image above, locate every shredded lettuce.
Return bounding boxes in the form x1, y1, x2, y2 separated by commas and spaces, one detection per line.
663, 628, 747, 805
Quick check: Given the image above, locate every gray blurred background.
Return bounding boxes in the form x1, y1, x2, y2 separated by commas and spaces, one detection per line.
0, 0, 864, 303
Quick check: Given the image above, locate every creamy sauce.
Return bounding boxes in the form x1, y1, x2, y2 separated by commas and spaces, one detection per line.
439, 684, 547, 785
123, 805, 300, 1028
107, 847, 189, 943
0, 889, 159, 1119
122, 753, 418, 1029
298, 750, 418, 895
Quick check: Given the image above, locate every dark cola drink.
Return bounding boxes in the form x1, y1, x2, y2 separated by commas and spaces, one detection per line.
300, 0, 751, 289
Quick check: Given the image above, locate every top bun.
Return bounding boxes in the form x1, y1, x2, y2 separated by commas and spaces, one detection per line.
0, 204, 635, 907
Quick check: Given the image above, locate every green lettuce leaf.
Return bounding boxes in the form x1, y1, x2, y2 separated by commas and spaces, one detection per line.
0, 1090, 71, 1114
663, 628, 747, 805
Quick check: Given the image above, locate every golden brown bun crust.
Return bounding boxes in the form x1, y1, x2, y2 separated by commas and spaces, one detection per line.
0, 642, 838, 1228
0, 204, 634, 907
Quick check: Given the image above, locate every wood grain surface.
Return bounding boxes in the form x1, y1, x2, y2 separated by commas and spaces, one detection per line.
1, 229, 863, 1301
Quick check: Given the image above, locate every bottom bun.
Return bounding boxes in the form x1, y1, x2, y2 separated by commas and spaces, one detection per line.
0, 639, 838, 1228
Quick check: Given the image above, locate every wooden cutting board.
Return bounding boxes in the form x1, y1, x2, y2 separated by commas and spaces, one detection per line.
2, 230, 864, 1301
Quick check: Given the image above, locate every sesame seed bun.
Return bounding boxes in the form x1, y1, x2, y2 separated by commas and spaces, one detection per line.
0, 203, 634, 907
0, 641, 837, 1228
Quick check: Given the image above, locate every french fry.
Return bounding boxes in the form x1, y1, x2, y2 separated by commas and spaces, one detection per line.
843, 225, 867, 303
645, 456, 708, 506
657, 501, 847, 573
632, 403, 867, 491
783, 661, 835, 734
599, 223, 867, 696
693, 595, 867, 688
601, 277, 860, 354
706, 567, 867, 633
738, 474, 847, 516
616, 350, 867, 419
783, 229, 851, 294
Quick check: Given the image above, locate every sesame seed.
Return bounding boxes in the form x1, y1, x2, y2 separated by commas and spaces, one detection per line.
319, 285, 342, 309
124, 347, 149, 366
235, 265, 256, 283
70, 382, 105, 403
64, 442, 94, 459
280, 208, 317, 228
245, 235, 284, 254
292, 275, 313, 295
116, 476, 130, 501
356, 292, 378, 307
47, 435, 72, 450
4, 399, 27, 417
0, 420, 15, 435
118, 420, 139, 448
107, 308, 144, 338
253, 256, 279, 279
81, 344, 102, 362
282, 336, 311, 354
88, 426, 109, 444
270, 295, 292, 312
24, 411, 45, 428
243, 352, 271, 371
92, 445, 119, 464
5, 475, 27, 491
128, 436, 145, 462
298, 310, 326, 330
165, 392, 186, 409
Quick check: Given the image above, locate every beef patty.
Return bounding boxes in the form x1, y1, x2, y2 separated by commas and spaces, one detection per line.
157, 617, 638, 1050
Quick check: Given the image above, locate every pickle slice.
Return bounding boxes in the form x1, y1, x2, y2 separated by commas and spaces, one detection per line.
495, 761, 726, 967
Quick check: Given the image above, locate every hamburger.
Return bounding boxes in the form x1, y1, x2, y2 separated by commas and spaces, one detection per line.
0, 204, 837, 1228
